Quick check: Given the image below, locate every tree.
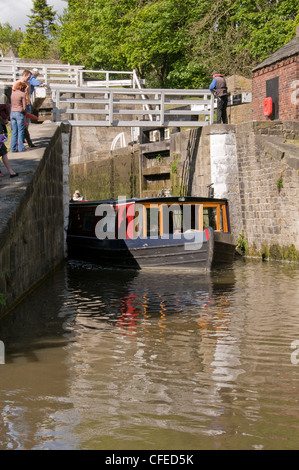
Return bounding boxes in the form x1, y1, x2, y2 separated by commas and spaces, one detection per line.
120, 0, 200, 87
59, 0, 137, 69
0, 23, 24, 56
58, 0, 299, 87
19, 0, 58, 59
188, 0, 299, 79
59, 0, 200, 87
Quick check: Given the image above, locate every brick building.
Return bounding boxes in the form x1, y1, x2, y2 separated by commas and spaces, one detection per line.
252, 27, 299, 121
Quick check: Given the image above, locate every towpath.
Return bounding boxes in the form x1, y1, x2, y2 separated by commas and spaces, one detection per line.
0, 123, 58, 239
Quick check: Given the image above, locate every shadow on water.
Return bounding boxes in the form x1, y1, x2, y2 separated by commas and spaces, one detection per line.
0, 267, 70, 361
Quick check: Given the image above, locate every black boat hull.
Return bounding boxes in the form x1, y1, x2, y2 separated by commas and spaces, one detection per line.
67, 229, 214, 272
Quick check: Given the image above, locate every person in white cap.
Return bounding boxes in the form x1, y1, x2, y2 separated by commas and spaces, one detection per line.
72, 190, 84, 201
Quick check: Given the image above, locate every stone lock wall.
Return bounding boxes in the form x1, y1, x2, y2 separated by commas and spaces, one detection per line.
0, 123, 70, 317
235, 121, 299, 258
193, 121, 299, 258
69, 145, 140, 201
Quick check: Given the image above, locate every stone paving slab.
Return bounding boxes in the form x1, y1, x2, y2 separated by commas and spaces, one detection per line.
0, 122, 59, 235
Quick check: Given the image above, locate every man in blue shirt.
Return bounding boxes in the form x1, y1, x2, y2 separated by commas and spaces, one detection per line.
28, 68, 45, 96
25, 69, 45, 147
209, 71, 228, 124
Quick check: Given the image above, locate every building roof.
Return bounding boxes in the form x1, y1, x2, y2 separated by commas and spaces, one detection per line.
252, 32, 299, 72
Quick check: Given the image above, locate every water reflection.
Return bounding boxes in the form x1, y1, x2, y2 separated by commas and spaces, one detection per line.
0, 260, 299, 449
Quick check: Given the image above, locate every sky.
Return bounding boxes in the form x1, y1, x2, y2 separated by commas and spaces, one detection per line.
0, 0, 67, 31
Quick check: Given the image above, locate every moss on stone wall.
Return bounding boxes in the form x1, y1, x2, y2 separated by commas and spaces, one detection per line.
237, 230, 299, 263
246, 242, 299, 262
69, 160, 111, 200
69, 149, 140, 201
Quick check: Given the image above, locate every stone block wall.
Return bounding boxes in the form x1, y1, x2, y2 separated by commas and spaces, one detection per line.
69, 145, 140, 201
0, 124, 69, 317
235, 121, 299, 255
226, 75, 253, 125
70, 126, 133, 165
208, 125, 243, 237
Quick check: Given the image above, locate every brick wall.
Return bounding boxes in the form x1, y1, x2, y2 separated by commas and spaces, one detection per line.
252, 56, 299, 121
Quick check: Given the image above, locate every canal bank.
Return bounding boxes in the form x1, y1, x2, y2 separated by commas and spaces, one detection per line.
0, 122, 71, 318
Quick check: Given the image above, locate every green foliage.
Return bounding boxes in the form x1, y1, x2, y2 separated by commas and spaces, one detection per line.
58, 0, 299, 87
189, 0, 299, 78
0, 23, 24, 56
236, 230, 248, 254
269, 243, 284, 260
2, 0, 299, 85
260, 243, 299, 261
276, 176, 283, 192
121, 0, 194, 86
58, 0, 96, 66
283, 244, 299, 262
170, 159, 179, 174
261, 244, 269, 260
19, 0, 58, 59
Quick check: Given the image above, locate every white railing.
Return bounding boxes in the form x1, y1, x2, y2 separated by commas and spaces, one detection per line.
0, 58, 215, 127
50, 85, 214, 127
79, 69, 145, 88
0, 62, 84, 86
0, 59, 145, 89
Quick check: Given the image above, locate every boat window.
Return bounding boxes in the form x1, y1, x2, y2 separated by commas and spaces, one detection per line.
161, 205, 199, 234
162, 204, 182, 234
203, 205, 226, 231
102, 214, 117, 237
82, 211, 94, 232
146, 207, 160, 237
69, 211, 82, 231
172, 207, 183, 232
203, 207, 217, 230
133, 208, 143, 238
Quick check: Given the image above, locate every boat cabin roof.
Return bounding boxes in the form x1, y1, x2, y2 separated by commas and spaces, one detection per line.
70, 196, 228, 206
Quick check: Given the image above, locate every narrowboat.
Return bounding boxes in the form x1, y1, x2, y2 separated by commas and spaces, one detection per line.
67, 196, 236, 272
